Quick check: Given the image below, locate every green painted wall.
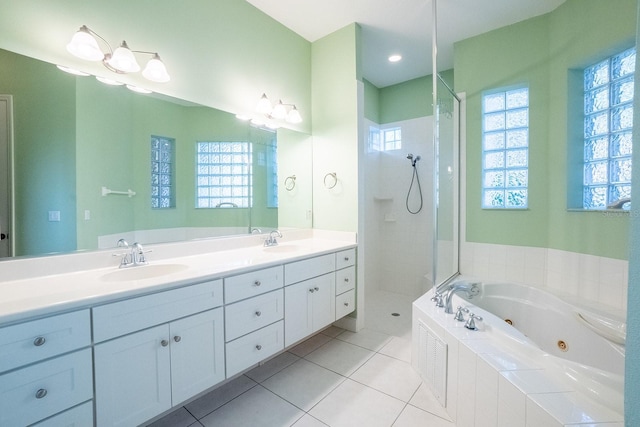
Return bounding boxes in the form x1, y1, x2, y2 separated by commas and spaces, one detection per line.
0, 49, 77, 256
0, 0, 312, 135
365, 69, 453, 125
455, 0, 635, 260
311, 23, 361, 232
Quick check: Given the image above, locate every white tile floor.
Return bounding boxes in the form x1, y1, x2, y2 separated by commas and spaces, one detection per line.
144, 291, 454, 427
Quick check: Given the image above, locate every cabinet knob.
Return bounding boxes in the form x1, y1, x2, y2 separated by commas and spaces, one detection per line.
173, 336, 181, 343
344, 302, 349, 307
160, 339, 169, 347
33, 336, 46, 347
314, 286, 319, 291
255, 311, 262, 317
254, 280, 261, 286
35, 389, 47, 399
344, 257, 350, 261
344, 278, 349, 282
309, 288, 315, 293
255, 344, 262, 351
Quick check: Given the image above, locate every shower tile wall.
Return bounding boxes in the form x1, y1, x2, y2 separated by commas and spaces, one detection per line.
460, 241, 628, 314
364, 117, 434, 299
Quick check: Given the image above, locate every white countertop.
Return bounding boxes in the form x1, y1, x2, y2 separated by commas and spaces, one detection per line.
0, 231, 356, 325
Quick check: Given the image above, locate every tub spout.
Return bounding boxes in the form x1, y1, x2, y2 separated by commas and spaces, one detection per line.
444, 282, 480, 314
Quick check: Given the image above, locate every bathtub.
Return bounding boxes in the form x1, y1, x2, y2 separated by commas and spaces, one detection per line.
459, 281, 625, 375
412, 279, 625, 426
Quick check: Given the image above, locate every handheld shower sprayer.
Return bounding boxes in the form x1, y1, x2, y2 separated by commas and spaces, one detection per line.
406, 153, 421, 167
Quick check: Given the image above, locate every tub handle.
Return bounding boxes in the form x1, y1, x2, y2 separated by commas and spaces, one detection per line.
465, 313, 483, 331
454, 306, 469, 322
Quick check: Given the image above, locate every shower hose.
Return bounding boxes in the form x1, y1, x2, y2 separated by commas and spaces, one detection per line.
406, 163, 423, 214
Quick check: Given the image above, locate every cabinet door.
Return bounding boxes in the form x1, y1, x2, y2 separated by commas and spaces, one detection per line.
94, 325, 171, 427
284, 280, 313, 347
310, 273, 336, 332
170, 308, 225, 404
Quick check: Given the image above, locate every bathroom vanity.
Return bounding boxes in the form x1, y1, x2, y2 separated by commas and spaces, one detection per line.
0, 232, 357, 426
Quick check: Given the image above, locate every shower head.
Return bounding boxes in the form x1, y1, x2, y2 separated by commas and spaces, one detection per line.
407, 153, 421, 167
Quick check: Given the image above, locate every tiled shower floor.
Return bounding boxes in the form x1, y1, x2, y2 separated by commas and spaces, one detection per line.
144, 290, 454, 427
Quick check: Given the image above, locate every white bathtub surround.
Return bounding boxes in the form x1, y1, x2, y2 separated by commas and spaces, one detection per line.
413, 289, 624, 426
363, 117, 434, 299
460, 241, 628, 314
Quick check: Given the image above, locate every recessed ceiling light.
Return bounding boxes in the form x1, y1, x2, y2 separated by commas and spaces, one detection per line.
388, 54, 402, 63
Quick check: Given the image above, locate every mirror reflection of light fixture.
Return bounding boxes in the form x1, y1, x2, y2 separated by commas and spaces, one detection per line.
66, 25, 170, 83
255, 93, 302, 124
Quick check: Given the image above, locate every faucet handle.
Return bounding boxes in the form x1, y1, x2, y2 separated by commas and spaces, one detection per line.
431, 292, 444, 307
465, 313, 483, 330
454, 306, 469, 322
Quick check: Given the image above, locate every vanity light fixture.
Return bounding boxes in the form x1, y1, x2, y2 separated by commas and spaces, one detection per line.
255, 93, 302, 124
56, 65, 90, 76
66, 25, 170, 83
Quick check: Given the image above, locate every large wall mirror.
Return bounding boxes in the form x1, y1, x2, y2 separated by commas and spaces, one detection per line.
0, 48, 313, 259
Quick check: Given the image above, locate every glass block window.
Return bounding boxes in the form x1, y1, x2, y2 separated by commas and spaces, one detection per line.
151, 136, 175, 209
481, 87, 529, 208
383, 127, 402, 151
266, 142, 278, 208
583, 48, 635, 210
368, 126, 382, 152
196, 142, 252, 208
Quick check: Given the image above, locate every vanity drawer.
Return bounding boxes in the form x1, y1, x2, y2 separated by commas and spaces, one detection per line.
336, 289, 355, 320
336, 248, 356, 270
224, 265, 283, 304
0, 348, 93, 427
335, 266, 356, 295
285, 253, 335, 285
226, 320, 284, 377
93, 279, 223, 342
31, 401, 93, 426
0, 309, 90, 373
225, 289, 284, 341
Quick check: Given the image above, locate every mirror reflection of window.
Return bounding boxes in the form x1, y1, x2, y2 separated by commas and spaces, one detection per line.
196, 141, 252, 208
151, 135, 175, 209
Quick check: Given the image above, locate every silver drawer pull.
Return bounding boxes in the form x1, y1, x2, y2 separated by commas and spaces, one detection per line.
174, 336, 181, 343
344, 257, 350, 261
35, 389, 47, 399
309, 288, 315, 293
161, 339, 169, 347
255, 311, 262, 317
314, 286, 319, 291
33, 336, 46, 347
344, 278, 349, 282
256, 344, 262, 351
344, 302, 349, 307
254, 280, 261, 286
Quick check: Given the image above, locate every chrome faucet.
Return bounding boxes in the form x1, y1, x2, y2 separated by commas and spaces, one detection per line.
607, 197, 631, 209
251, 227, 263, 234
444, 281, 480, 314
115, 238, 132, 268
131, 242, 149, 265
264, 229, 282, 247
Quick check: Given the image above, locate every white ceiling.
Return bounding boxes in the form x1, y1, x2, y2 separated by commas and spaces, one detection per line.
247, 0, 566, 88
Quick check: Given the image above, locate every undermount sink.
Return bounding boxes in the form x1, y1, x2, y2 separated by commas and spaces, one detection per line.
263, 244, 300, 253
101, 264, 189, 282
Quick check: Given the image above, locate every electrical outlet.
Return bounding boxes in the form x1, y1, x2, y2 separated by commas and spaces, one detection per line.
48, 211, 61, 222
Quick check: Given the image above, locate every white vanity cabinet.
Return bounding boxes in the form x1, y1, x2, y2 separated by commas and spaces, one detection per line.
0, 310, 93, 426
284, 254, 337, 347
93, 280, 225, 427
224, 266, 285, 377
335, 248, 356, 319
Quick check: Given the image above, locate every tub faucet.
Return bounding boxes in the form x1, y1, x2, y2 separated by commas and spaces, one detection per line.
444, 282, 480, 314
